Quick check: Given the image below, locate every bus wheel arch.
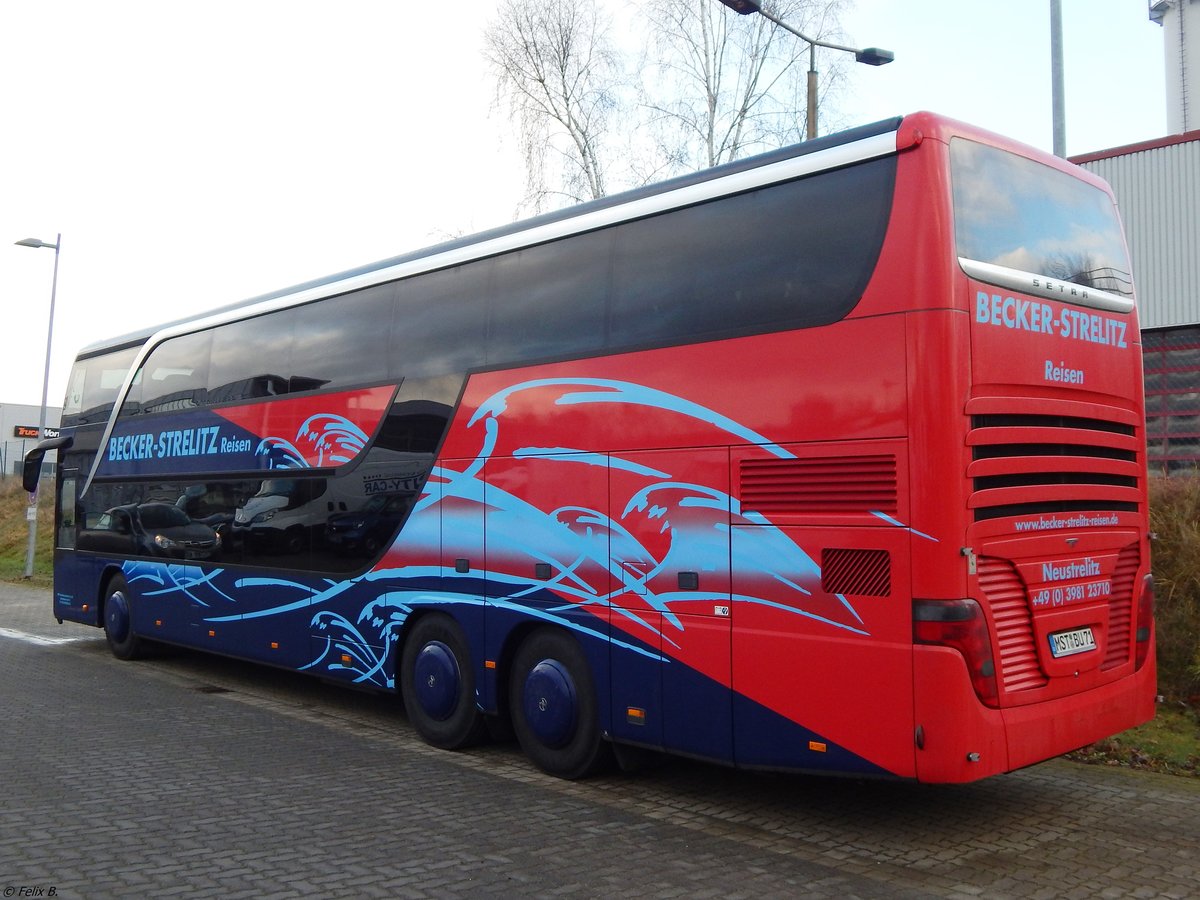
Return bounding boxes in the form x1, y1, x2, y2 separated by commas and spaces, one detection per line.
508, 627, 612, 779
399, 612, 487, 750
102, 572, 145, 661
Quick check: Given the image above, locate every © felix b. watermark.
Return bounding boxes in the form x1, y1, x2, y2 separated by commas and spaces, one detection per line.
4, 888, 57, 897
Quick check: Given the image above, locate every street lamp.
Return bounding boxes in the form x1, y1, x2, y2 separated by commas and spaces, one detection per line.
15, 233, 61, 579
717, 0, 894, 140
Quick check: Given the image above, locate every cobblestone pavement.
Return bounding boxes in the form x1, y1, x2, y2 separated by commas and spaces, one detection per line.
1, 581, 1197, 899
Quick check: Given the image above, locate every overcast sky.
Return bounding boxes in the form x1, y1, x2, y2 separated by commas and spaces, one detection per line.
1, 1, 1168, 410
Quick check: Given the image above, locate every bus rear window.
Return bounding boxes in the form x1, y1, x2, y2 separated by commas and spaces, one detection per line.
951, 138, 1133, 299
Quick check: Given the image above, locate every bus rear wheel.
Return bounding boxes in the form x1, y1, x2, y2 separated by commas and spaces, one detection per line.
400, 614, 486, 750
509, 628, 612, 779
103, 575, 144, 661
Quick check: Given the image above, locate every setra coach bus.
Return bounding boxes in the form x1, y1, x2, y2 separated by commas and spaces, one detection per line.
25, 112, 1155, 782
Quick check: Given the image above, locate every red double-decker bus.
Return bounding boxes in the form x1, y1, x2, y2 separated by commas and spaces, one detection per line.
26, 112, 1154, 782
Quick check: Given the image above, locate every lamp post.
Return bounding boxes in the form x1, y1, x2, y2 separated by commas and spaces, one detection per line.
1050, 0, 1065, 157
718, 0, 894, 139
15, 233, 61, 579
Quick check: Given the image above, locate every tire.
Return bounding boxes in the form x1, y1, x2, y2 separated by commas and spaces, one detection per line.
509, 628, 612, 779
103, 575, 144, 661
283, 527, 305, 555
400, 614, 486, 750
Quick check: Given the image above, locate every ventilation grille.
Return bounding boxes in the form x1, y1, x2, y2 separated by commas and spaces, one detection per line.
1102, 543, 1140, 670
740, 455, 897, 516
968, 408, 1141, 521
978, 556, 1049, 694
821, 548, 891, 597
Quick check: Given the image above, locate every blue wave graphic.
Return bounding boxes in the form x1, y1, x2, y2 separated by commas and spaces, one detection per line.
119, 376, 938, 687
256, 413, 371, 469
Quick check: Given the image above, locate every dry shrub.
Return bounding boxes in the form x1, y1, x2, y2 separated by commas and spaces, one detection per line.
1148, 476, 1200, 700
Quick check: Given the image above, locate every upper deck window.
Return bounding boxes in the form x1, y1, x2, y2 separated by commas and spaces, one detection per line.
951, 138, 1133, 301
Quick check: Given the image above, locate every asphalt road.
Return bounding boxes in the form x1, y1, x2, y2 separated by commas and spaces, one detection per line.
1, 580, 1197, 899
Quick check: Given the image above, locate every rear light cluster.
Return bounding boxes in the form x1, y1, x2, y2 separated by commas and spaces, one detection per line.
1135, 574, 1154, 671
914, 598, 999, 708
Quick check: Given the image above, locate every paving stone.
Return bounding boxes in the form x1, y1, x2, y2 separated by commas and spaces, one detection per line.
1, 581, 1198, 899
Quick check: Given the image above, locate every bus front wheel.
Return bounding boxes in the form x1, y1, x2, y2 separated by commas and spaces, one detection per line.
103, 576, 144, 661
399, 614, 486, 750
509, 628, 612, 779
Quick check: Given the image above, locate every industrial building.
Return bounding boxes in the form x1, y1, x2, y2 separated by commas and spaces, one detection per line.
0, 403, 62, 479
1072, 2, 1200, 473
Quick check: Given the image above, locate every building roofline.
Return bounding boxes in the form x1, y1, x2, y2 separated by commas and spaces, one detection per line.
1070, 129, 1200, 164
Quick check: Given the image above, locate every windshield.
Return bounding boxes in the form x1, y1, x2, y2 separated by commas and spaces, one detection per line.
257, 480, 296, 497
138, 503, 191, 528
63, 345, 143, 426
951, 138, 1132, 299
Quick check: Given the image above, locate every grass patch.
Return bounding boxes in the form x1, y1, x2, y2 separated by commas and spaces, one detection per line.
1069, 701, 1200, 777
0, 477, 54, 586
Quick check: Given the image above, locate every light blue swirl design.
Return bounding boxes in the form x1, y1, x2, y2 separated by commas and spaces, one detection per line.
470, 377, 794, 459
254, 436, 308, 469
255, 413, 371, 470
298, 413, 369, 466
123, 561, 234, 608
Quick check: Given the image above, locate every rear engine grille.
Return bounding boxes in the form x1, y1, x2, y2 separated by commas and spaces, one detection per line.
968, 408, 1141, 521
1102, 543, 1140, 670
740, 455, 897, 516
978, 556, 1048, 694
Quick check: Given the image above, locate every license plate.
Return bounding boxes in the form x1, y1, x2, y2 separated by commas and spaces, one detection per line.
1048, 626, 1096, 658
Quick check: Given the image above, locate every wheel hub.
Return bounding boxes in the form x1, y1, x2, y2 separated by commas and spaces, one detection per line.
412, 640, 460, 721
106, 591, 130, 643
522, 659, 577, 748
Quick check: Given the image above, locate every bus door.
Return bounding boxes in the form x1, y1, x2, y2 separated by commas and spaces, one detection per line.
49, 452, 103, 627
609, 448, 733, 763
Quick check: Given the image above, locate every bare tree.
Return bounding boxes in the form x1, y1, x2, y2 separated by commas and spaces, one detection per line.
642, 0, 849, 173
484, 0, 623, 210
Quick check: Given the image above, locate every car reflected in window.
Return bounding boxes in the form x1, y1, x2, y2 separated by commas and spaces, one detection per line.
79, 502, 222, 561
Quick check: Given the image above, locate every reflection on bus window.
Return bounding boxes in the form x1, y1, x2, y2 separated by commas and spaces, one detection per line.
73, 395, 452, 573
951, 138, 1133, 297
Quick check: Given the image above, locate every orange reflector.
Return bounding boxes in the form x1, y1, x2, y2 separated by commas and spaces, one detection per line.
626, 707, 646, 725
341, 654, 352, 664
484, 660, 497, 669
808, 740, 828, 753
82, 604, 89, 612
208, 630, 216, 638
155, 619, 163, 627
270, 642, 279, 650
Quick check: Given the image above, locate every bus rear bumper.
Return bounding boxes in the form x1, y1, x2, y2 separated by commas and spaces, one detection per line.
1001, 654, 1157, 773
914, 646, 1156, 783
